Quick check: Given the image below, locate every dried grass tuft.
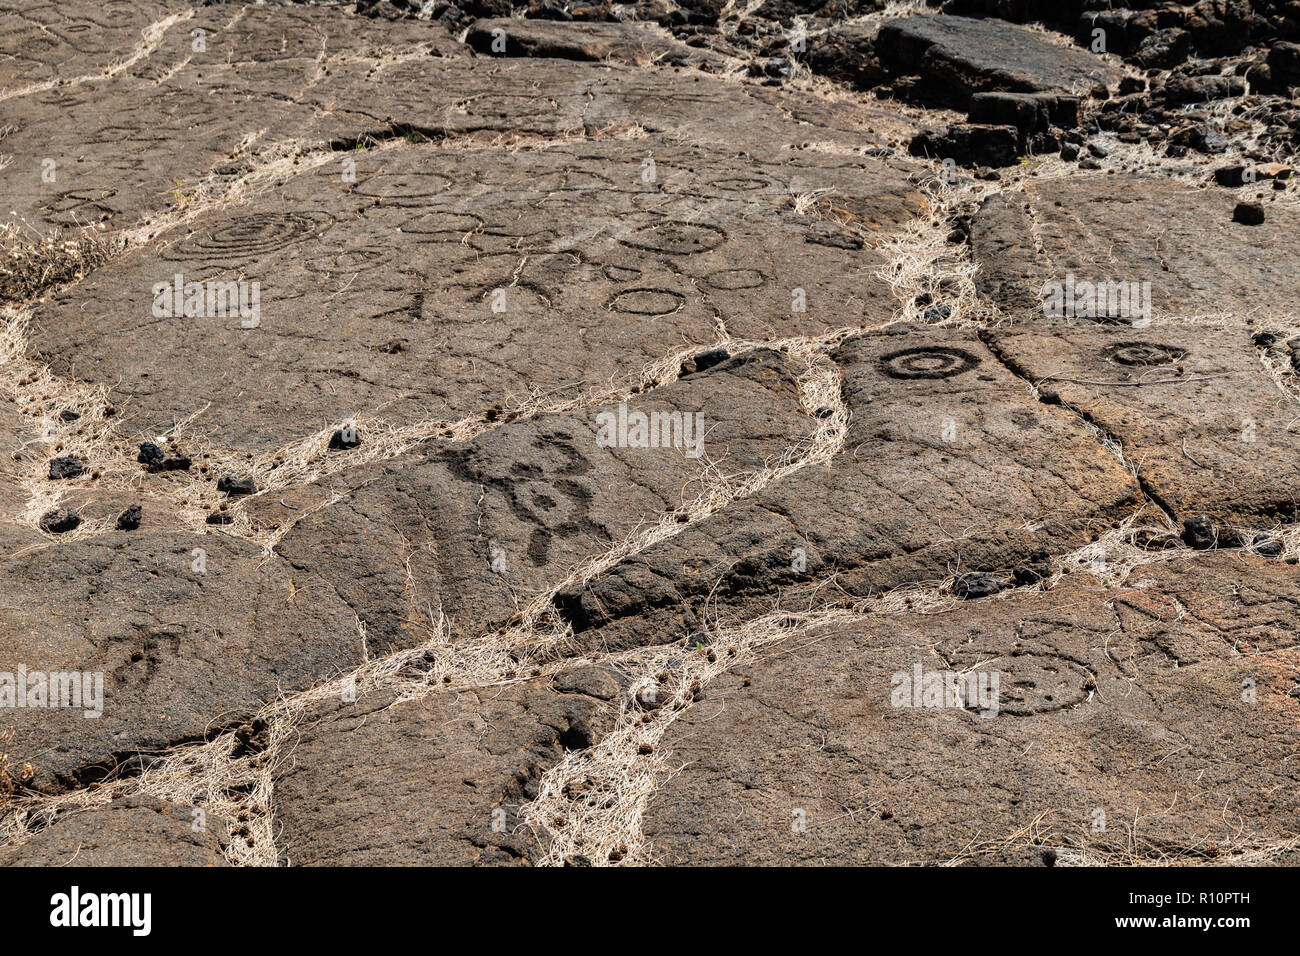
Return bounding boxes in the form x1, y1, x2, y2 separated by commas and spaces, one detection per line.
0, 221, 122, 305
524, 605, 860, 865
874, 175, 997, 327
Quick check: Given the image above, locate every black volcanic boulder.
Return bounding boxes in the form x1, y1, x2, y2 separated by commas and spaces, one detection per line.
910, 123, 1020, 166
877, 14, 1119, 108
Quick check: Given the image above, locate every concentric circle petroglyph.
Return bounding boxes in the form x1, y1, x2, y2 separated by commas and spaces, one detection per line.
161, 212, 332, 262
879, 346, 981, 380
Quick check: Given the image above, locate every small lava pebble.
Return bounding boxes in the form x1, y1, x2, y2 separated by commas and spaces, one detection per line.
216, 476, 257, 496
329, 427, 362, 450
1251, 534, 1284, 558
682, 348, 730, 376
1233, 201, 1265, 225
39, 507, 80, 534
1181, 515, 1218, 549
952, 572, 1010, 599
140, 441, 191, 472
137, 442, 165, 465
116, 504, 142, 531
48, 456, 84, 480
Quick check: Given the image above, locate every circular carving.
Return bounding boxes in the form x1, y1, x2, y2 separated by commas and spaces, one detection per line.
879, 346, 981, 380
602, 264, 642, 282
163, 212, 329, 261
397, 211, 483, 235
1106, 342, 1187, 367
45, 188, 117, 221
458, 94, 559, 120
354, 171, 452, 205
35, 89, 93, 110
608, 287, 685, 316
467, 229, 567, 254
84, 123, 171, 146
620, 221, 725, 255
702, 268, 765, 291
994, 655, 1092, 716
527, 169, 615, 192
304, 248, 392, 275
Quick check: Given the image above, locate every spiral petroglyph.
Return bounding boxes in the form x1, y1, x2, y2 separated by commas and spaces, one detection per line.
162, 211, 332, 262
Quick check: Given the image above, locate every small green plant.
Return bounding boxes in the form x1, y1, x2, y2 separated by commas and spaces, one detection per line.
169, 178, 197, 208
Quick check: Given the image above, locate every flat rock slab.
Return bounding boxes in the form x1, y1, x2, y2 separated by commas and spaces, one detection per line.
7, 0, 1297, 871
0, 795, 229, 866
0, 5, 462, 235
131, 2, 462, 85
251, 348, 819, 648
1117, 554, 1300, 659
272, 672, 618, 865
0, 77, 305, 235
554, 326, 1141, 650
467, 18, 730, 71
0, 533, 359, 792
989, 325, 1300, 526
312, 56, 922, 154
2, 17, 918, 237
29, 139, 920, 455
642, 555, 1300, 864
972, 175, 1300, 321
878, 15, 1121, 104
0, 0, 185, 92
